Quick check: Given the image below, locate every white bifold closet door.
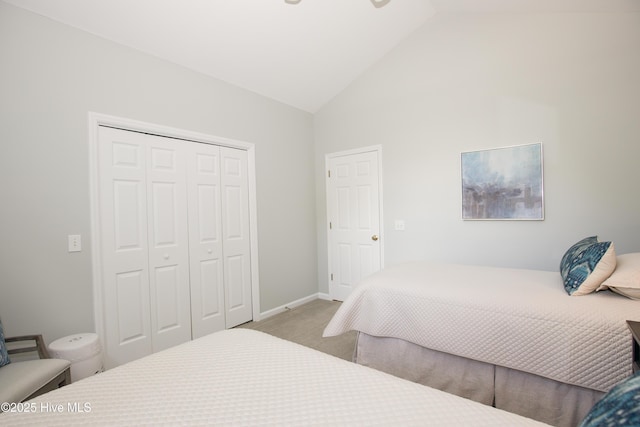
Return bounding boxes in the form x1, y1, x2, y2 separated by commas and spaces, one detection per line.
98, 126, 251, 368
187, 141, 252, 336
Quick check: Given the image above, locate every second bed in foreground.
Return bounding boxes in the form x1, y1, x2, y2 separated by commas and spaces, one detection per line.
0, 328, 549, 426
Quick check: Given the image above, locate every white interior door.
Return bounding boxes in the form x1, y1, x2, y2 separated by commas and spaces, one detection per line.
99, 127, 191, 366
145, 134, 192, 353
92, 113, 260, 368
98, 126, 153, 367
220, 146, 253, 328
187, 143, 226, 338
98, 127, 194, 365
327, 148, 382, 301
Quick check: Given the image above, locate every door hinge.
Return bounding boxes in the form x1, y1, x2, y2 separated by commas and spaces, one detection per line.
328, 170, 331, 178
331, 273, 334, 281
329, 221, 332, 230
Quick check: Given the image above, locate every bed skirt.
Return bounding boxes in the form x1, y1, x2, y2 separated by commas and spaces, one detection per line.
354, 332, 603, 427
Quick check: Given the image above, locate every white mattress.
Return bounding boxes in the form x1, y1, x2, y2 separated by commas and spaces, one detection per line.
0, 329, 547, 426
323, 262, 640, 392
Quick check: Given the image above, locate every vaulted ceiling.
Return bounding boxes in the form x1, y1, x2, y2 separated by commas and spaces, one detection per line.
5, 0, 639, 112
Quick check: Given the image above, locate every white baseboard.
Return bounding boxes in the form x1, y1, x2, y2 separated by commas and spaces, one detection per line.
258, 293, 328, 321
317, 292, 331, 301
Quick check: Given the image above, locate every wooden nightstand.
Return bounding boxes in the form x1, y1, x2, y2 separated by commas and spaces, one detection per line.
628, 320, 640, 374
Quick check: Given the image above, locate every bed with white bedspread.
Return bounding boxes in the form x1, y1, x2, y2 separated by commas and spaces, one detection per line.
0, 329, 548, 426
323, 261, 640, 426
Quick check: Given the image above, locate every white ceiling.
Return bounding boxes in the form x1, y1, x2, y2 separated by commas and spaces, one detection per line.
5, 0, 640, 113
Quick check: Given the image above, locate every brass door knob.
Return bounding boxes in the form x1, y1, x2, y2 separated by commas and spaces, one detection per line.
371, 235, 379, 241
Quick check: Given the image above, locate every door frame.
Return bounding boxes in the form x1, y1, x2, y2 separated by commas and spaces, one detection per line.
88, 112, 261, 347
325, 145, 384, 300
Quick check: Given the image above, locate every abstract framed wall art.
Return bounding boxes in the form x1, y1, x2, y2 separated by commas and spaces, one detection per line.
461, 143, 544, 220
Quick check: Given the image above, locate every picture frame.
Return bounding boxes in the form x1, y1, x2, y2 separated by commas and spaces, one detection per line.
461, 143, 544, 220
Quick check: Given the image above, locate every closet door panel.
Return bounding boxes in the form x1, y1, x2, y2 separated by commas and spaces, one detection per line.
198, 259, 223, 318
153, 264, 181, 332
187, 143, 225, 338
113, 180, 144, 251
98, 127, 152, 368
220, 147, 252, 328
226, 254, 248, 309
115, 270, 147, 343
98, 126, 254, 367
145, 136, 192, 352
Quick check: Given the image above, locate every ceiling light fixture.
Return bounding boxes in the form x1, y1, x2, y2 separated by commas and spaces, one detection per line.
370, 0, 391, 8
285, 0, 391, 7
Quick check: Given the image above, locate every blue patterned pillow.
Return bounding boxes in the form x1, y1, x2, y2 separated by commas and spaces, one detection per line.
560, 236, 616, 296
0, 318, 10, 367
580, 372, 640, 427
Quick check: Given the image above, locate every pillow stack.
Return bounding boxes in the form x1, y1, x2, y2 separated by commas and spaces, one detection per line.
560, 236, 640, 299
560, 236, 616, 296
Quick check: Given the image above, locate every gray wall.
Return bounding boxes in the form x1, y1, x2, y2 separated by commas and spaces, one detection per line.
3, 3, 640, 342
315, 11, 640, 293
0, 2, 317, 342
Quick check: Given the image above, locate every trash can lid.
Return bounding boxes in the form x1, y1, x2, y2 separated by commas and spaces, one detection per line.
48, 333, 101, 359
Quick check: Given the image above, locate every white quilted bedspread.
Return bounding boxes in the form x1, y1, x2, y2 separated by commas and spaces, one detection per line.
323, 262, 640, 392
0, 329, 547, 426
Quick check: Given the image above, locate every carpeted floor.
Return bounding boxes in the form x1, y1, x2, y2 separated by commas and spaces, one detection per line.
236, 299, 356, 361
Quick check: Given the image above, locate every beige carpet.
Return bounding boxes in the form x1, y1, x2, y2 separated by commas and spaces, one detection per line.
236, 299, 356, 361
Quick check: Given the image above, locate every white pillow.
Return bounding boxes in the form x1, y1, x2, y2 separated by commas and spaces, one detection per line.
598, 253, 640, 300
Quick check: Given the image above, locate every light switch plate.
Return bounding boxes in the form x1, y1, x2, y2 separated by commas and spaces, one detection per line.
68, 234, 82, 252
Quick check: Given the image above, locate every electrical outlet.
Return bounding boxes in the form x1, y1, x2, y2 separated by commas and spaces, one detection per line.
394, 220, 405, 231
68, 235, 82, 252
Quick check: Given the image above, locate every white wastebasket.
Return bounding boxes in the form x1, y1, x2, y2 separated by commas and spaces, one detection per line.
48, 333, 103, 383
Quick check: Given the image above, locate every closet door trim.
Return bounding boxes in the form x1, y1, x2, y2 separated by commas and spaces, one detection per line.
89, 112, 261, 362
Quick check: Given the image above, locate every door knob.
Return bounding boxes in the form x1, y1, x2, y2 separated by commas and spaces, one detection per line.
371, 235, 379, 241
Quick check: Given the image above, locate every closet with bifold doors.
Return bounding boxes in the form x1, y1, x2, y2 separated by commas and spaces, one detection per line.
97, 126, 252, 368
